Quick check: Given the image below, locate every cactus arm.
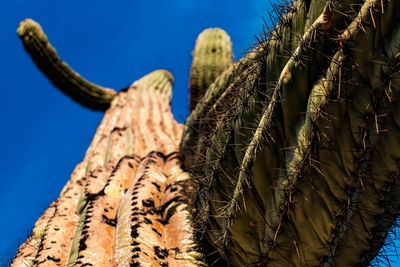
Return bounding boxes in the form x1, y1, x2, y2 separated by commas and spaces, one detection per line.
189, 28, 233, 111
17, 19, 117, 111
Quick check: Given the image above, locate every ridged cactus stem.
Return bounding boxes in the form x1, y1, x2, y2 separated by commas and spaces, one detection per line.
17, 19, 117, 111
276, 0, 400, 259
189, 0, 363, 246
181, 0, 400, 265
231, 2, 393, 265
113, 152, 203, 267
12, 70, 204, 267
189, 28, 233, 111
182, 1, 325, 262
231, 0, 362, 220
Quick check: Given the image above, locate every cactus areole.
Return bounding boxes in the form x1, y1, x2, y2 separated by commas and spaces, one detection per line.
12, 0, 400, 265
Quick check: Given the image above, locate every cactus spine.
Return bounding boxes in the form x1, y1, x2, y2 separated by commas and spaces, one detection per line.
12, 0, 400, 265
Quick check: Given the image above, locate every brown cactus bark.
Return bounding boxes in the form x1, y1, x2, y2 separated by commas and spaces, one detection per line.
11, 70, 203, 267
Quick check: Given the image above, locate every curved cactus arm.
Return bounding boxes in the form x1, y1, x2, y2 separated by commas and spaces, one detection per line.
17, 19, 117, 111
189, 28, 233, 111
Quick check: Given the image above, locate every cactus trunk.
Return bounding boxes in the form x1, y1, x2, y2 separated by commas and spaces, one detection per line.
11, 70, 203, 267
182, 0, 400, 266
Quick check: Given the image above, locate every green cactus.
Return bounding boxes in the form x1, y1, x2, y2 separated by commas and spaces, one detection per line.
12, 0, 400, 266
17, 19, 117, 111
182, 0, 400, 266
189, 28, 233, 111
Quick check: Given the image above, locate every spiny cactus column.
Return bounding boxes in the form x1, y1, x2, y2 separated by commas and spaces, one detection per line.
12, 19, 203, 267
182, 0, 400, 266
189, 28, 233, 111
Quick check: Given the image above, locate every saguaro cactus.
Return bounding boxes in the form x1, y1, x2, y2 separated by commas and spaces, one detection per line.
182, 0, 400, 266
11, 0, 400, 266
13, 19, 203, 267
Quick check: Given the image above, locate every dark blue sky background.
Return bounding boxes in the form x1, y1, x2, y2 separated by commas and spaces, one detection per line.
0, 0, 399, 266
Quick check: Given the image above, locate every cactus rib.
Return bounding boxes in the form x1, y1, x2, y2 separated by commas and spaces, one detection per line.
114, 152, 203, 266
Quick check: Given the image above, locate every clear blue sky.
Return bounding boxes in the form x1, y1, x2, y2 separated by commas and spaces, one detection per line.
0, 0, 399, 266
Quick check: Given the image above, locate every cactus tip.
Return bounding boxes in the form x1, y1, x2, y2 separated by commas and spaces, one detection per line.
17, 18, 35, 35
17, 18, 47, 43
157, 69, 175, 84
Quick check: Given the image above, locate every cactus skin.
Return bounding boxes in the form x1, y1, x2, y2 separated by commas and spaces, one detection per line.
11, 68, 203, 266
189, 28, 233, 111
17, 19, 117, 111
181, 0, 400, 266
